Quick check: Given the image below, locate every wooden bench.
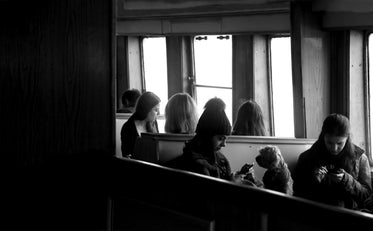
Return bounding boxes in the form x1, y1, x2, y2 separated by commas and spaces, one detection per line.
109, 157, 373, 231
133, 133, 315, 180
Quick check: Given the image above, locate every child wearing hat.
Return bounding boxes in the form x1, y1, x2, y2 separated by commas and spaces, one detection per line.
120, 91, 161, 158
166, 97, 233, 180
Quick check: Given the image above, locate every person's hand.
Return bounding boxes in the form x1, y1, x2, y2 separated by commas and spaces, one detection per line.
232, 171, 246, 183
314, 166, 328, 183
327, 169, 345, 183
243, 168, 255, 181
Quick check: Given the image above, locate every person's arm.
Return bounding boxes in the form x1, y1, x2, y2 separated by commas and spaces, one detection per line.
340, 154, 372, 204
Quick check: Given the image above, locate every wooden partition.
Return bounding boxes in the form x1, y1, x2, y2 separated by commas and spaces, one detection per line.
109, 157, 373, 231
133, 133, 315, 180
223, 136, 315, 180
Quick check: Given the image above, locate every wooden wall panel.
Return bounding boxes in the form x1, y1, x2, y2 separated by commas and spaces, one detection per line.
291, 2, 330, 138
0, 0, 114, 167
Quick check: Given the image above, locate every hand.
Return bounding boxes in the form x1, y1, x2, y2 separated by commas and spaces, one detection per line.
314, 166, 328, 183
327, 170, 345, 183
232, 172, 246, 183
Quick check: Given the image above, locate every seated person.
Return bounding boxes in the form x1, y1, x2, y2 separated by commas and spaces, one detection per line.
117, 89, 141, 113
164, 93, 199, 134
120, 91, 160, 158
293, 113, 372, 210
232, 99, 267, 136
166, 97, 259, 185
166, 97, 232, 180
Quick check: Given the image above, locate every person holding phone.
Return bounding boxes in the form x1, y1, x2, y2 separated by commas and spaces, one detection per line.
293, 114, 371, 210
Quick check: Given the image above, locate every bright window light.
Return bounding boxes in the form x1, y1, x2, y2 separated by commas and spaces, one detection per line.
194, 35, 233, 123
271, 37, 294, 137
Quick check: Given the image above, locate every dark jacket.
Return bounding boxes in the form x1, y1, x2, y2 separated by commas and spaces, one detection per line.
120, 116, 158, 157
167, 140, 232, 181
293, 140, 372, 209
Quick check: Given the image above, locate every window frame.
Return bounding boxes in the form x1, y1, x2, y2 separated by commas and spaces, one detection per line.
116, 33, 295, 138
364, 31, 373, 165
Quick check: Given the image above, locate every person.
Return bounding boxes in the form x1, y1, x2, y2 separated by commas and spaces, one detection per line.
293, 113, 372, 210
164, 93, 199, 134
232, 99, 267, 136
166, 97, 233, 180
117, 89, 141, 113
120, 91, 160, 158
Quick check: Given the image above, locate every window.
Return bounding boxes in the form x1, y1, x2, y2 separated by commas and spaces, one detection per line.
142, 37, 168, 131
193, 35, 233, 123
270, 36, 294, 137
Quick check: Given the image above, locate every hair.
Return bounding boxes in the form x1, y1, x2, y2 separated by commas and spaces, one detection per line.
121, 89, 141, 107
164, 93, 198, 134
195, 97, 231, 136
318, 113, 355, 160
133, 91, 161, 121
319, 113, 350, 138
232, 100, 267, 136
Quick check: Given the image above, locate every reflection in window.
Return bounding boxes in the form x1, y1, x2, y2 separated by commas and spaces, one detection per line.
142, 37, 168, 117
194, 35, 233, 122
270, 37, 294, 137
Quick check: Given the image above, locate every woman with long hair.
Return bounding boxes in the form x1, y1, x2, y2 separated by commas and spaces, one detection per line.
232, 100, 267, 136
293, 113, 371, 210
164, 93, 198, 134
120, 91, 161, 158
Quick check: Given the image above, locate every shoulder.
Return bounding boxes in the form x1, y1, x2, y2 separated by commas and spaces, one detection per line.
352, 144, 365, 157
216, 151, 230, 165
121, 117, 137, 135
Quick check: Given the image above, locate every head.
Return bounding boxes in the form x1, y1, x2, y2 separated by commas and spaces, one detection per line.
122, 89, 141, 108
233, 100, 266, 136
164, 93, 199, 134
195, 97, 232, 151
133, 91, 161, 122
256, 145, 284, 170
319, 113, 351, 156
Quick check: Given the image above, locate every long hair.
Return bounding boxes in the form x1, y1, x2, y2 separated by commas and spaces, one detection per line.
164, 93, 199, 134
232, 100, 266, 136
317, 113, 355, 164
133, 91, 160, 121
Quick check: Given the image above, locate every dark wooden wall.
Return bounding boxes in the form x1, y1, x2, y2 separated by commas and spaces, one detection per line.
0, 0, 114, 168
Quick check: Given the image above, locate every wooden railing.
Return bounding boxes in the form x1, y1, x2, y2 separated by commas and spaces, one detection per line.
108, 157, 373, 231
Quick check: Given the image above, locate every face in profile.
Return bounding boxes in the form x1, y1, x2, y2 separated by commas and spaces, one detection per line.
211, 135, 227, 151
323, 134, 348, 156
146, 104, 160, 122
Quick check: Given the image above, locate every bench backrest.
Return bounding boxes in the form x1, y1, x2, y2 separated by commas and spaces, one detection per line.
133, 133, 315, 180
109, 157, 373, 231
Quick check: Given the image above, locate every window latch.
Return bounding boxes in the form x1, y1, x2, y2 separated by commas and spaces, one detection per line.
217, 35, 229, 40
195, 36, 207, 41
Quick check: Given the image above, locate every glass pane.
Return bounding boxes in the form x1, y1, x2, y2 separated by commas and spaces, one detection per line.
195, 86, 233, 125
194, 35, 232, 87
271, 37, 294, 137
143, 37, 168, 115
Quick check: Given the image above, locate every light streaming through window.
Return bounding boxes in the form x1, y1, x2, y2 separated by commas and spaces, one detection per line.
194, 35, 233, 123
270, 37, 294, 137
142, 37, 168, 132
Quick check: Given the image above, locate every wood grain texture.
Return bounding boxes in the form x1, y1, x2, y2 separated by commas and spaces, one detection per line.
0, 0, 114, 167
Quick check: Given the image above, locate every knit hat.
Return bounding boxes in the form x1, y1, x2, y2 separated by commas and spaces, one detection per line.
195, 97, 231, 136
133, 91, 161, 120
